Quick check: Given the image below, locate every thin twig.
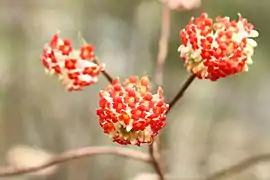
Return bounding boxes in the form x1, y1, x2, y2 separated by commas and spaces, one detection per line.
167, 74, 196, 114
93, 57, 113, 83
149, 142, 164, 180
0, 146, 151, 177
155, 1, 171, 86
150, 2, 171, 180
206, 153, 270, 180
101, 70, 113, 84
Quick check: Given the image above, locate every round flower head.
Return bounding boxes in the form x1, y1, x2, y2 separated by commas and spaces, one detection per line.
40, 32, 105, 91
97, 76, 169, 146
178, 13, 259, 81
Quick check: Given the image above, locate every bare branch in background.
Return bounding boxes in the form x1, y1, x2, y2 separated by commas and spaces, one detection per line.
163, 0, 201, 11
149, 141, 164, 180
7, 145, 57, 176
206, 153, 270, 180
155, 1, 171, 86
151, 1, 171, 180
0, 146, 151, 177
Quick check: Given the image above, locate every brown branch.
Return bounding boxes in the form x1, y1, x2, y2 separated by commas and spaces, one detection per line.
167, 74, 196, 114
150, 2, 171, 180
93, 57, 113, 83
0, 146, 151, 177
149, 141, 164, 180
101, 70, 113, 84
155, 1, 171, 86
206, 153, 270, 180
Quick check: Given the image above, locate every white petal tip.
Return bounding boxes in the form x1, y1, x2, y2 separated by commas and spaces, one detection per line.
126, 125, 132, 132
250, 30, 259, 38
247, 39, 258, 47
246, 58, 253, 65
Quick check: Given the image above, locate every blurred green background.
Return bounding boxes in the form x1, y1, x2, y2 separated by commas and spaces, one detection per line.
0, 0, 269, 179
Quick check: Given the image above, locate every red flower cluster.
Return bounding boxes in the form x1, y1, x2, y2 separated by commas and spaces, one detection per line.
41, 33, 105, 91
179, 13, 259, 81
96, 76, 169, 146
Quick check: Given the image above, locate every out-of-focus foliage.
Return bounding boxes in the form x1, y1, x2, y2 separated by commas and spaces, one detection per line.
0, 0, 269, 179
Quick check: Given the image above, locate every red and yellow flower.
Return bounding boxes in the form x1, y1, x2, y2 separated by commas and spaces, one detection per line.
41, 32, 104, 91
97, 76, 169, 146
178, 13, 259, 81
